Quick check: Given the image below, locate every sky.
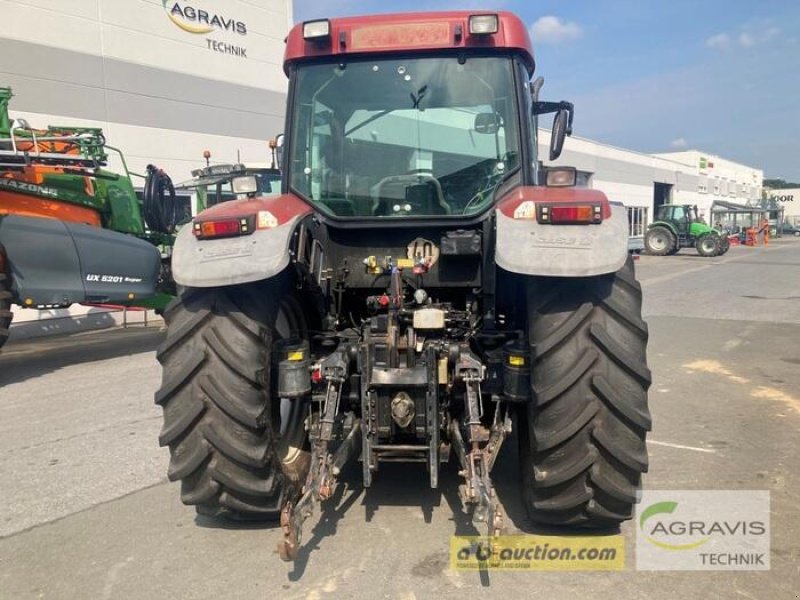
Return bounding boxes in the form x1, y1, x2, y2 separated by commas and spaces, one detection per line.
293, 0, 800, 180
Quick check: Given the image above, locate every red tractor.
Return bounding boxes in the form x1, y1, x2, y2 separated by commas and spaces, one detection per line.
156, 11, 651, 560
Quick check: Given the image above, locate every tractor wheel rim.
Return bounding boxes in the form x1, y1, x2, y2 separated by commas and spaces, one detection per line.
702, 239, 716, 252
650, 234, 667, 251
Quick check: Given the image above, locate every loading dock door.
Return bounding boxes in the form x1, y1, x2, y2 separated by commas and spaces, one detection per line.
653, 182, 673, 213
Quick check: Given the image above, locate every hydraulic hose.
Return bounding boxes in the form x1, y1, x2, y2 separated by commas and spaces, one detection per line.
143, 164, 178, 234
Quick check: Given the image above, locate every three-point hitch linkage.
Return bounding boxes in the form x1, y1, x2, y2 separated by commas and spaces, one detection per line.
277, 269, 513, 561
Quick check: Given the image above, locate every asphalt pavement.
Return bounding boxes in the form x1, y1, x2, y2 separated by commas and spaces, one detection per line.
0, 239, 798, 599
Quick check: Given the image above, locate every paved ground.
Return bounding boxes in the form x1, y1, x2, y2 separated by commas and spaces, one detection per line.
0, 239, 798, 599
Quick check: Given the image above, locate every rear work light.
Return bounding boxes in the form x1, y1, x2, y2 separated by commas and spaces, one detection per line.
469, 14, 499, 35
537, 204, 603, 225
545, 167, 578, 187
193, 210, 278, 239
303, 19, 331, 40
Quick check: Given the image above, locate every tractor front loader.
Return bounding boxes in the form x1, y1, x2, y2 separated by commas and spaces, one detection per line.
155, 11, 652, 561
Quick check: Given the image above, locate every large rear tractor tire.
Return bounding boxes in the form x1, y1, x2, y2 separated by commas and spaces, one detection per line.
696, 233, 721, 257
155, 282, 311, 520
644, 227, 675, 256
0, 270, 13, 351
520, 256, 652, 527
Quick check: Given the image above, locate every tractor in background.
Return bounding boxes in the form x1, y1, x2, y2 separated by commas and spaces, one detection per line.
173, 156, 281, 212
0, 86, 177, 349
645, 203, 730, 257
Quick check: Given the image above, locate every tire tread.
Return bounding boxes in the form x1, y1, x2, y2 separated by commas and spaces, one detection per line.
155, 285, 301, 519
521, 256, 651, 528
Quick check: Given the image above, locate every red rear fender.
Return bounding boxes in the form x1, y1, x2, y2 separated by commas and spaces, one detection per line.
194, 193, 312, 226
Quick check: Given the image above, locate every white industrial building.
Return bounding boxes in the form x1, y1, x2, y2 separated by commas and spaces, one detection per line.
765, 188, 800, 225
0, 0, 293, 178
655, 150, 764, 211
543, 132, 764, 245
0, 1, 766, 335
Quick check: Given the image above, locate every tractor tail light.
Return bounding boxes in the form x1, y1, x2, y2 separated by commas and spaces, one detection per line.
193, 211, 277, 239
194, 220, 239, 238
193, 217, 254, 239
538, 203, 603, 225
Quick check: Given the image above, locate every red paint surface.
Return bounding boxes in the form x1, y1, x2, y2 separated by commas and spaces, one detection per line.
194, 193, 311, 227
285, 11, 535, 74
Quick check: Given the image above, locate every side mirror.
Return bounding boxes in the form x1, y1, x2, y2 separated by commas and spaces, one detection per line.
532, 100, 574, 161
231, 175, 258, 196
474, 112, 502, 135
271, 133, 285, 171
550, 109, 570, 161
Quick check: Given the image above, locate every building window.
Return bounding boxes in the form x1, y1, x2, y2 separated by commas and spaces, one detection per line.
627, 206, 648, 237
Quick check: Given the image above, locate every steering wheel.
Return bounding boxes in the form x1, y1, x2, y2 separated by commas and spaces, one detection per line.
371, 172, 452, 216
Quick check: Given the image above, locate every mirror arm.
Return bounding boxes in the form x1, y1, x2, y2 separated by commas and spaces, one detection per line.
530, 76, 544, 102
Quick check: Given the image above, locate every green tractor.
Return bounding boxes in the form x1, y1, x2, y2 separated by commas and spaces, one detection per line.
645, 204, 730, 257
173, 161, 282, 211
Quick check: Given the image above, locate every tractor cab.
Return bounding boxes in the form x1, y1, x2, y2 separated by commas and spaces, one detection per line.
654, 204, 700, 236
280, 13, 579, 222
174, 163, 282, 212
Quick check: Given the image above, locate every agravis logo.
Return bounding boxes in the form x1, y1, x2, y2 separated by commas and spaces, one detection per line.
640, 501, 710, 550
636, 491, 770, 570
162, 1, 247, 35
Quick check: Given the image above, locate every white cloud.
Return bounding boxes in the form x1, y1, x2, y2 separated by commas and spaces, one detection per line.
761, 26, 781, 43
738, 32, 755, 47
670, 137, 688, 149
706, 33, 731, 49
530, 16, 583, 44
707, 22, 780, 50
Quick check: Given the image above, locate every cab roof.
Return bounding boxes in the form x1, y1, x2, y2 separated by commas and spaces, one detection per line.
284, 11, 535, 75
